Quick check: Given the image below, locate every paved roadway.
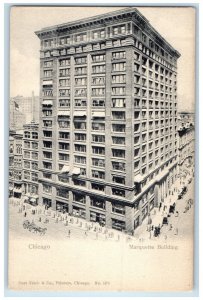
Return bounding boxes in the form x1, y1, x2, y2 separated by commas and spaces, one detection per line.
9, 173, 194, 244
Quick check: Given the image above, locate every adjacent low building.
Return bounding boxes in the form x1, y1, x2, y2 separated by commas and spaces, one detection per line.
22, 121, 39, 205
178, 112, 195, 176
9, 130, 23, 199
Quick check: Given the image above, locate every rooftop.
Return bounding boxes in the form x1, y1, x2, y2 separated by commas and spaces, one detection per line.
35, 7, 180, 58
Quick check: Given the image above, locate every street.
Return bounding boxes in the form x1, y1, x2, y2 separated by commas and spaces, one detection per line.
9, 171, 195, 244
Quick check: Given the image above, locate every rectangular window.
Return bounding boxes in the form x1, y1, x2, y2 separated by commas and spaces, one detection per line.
59, 153, 69, 161
91, 183, 105, 192
43, 172, 52, 179
59, 68, 70, 77
73, 179, 86, 187
92, 146, 105, 155
92, 77, 105, 85
112, 111, 125, 120
32, 152, 38, 159
112, 149, 125, 158
92, 88, 105, 96
92, 122, 105, 131
92, 135, 105, 143
74, 155, 86, 164
92, 158, 105, 168
112, 124, 125, 133
43, 130, 52, 138
44, 70, 53, 77
43, 151, 52, 159
75, 144, 86, 152
92, 54, 105, 62
59, 59, 70, 66
113, 25, 126, 35
92, 170, 105, 179
92, 99, 105, 107
75, 133, 86, 141
43, 184, 52, 194
75, 88, 87, 97
75, 67, 87, 75
56, 188, 69, 198
59, 89, 70, 97
112, 137, 125, 145
73, 192, 86, 204
112, 63, 126, 72
112, 51, 126, 60
112, 176, 125, 185
44, 60, 53, 67
43, 141, 52, 149
74, 121, 86, 130
75, 77, 87, 86
112, 202, 125, 214
90, 197, 105, 209
111, 98, 125, 108
112, 75, 126, 83
92, 65, 106, 74
58, 120, 70, 129
59, 79, 70, 86
24, 151, 30, 159
43, 120, 52, 128
75, 57, 87, 64
59, 99, 70, 107
59, 142, 69, 151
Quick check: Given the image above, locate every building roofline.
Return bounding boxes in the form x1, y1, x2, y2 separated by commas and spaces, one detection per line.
35, 7, 180, 58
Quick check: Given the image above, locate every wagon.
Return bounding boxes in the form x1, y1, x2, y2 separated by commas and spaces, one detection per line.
23, 220, 31, 229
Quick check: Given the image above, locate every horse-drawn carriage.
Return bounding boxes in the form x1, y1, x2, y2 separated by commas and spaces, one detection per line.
23, 220, 47, 235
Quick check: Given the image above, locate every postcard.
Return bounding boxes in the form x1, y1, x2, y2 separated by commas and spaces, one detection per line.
8, 5, 195, 292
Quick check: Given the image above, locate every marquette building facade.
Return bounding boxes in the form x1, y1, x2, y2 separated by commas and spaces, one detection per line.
35, 8, 180, 233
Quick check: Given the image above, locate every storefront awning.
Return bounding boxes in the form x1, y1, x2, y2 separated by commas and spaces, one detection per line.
43, 80, 53, 86
31, 194, 39, 199
155, 169, 169, 182
13, 188, 22, 193
42, 100, 53, 106
30, 198, 37, 203
72, 167, 80, 175
60, 165, 70, 174
58, 111, 70, 116
92, 111, 105, 118
134, 174, 144, 183
73, 111, 86, 117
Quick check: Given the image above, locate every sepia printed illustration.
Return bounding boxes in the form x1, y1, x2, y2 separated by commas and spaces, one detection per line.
8, 6, 195, 292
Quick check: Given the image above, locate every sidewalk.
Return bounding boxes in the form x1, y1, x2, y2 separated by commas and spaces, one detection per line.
133, 171, 193, 239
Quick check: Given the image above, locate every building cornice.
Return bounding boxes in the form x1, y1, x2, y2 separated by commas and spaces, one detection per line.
35, 7, 180, 58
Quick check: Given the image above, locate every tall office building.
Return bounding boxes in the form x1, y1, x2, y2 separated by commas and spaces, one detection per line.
35, 8, 180, 233
10, 93, 40, 130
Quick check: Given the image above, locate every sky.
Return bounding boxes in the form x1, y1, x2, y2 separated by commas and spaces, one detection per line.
10, 6, 195, 111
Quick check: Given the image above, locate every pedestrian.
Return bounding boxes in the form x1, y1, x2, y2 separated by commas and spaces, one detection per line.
159, 202, 162, 211
169, 224, 173, 231
67, 230, 71, 238
174, 228, 178, 235
151, 225, 154, 231
175, 211, 179, 217
39, 217, 41, 222
24, 212, 27, 218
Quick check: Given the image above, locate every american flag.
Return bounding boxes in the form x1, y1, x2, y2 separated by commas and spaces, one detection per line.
14, 101, 19, 111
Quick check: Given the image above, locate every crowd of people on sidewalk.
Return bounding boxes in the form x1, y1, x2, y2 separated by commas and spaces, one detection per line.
9, 164, 194, 243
